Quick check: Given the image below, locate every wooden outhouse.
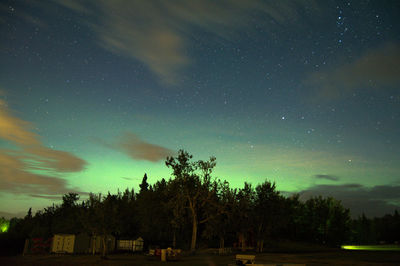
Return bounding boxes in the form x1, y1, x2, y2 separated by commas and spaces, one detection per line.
51, 234, 90, 254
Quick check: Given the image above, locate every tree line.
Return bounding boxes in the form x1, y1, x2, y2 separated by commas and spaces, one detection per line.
1, 150, 399, 255
351, 211, 400, 244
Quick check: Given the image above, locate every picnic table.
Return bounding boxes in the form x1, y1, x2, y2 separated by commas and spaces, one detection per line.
235, 254, 255, 265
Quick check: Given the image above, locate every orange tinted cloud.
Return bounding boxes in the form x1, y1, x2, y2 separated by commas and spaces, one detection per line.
24, 146, 86, 172
0, 150, 69, 195
95, 132, 174, 162
0, 97, 87, 196
117, 132, 174, 162
0, 99, 40, 146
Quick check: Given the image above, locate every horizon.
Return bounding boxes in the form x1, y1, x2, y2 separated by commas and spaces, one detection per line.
0, 172, 398, 220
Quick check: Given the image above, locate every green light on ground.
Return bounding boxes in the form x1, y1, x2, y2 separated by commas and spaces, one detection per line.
341, 245, 400, 251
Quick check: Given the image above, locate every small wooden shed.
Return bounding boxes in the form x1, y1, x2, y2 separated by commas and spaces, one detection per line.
51, 234, 90, 254
134, 237, 144, 251
117, 237, 144, 252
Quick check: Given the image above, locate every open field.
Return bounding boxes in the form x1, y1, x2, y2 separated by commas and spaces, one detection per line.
1, 251, 400, 266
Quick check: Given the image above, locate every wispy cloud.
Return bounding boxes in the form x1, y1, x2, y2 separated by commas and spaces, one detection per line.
0, 96, 87, 197
29, 194, 64, 200
23, 146, 86, 172
313, 174, 339, 181
297, 183, 400, 218
117, 132, 175, 162
0, 99, 40, 146
98, 132, 174, 162
305, 42, 400, 100
120, 177, 139, 181
49, 0, 321, 84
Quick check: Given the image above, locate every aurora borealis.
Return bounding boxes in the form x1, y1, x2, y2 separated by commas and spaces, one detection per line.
0, 0, 399, 218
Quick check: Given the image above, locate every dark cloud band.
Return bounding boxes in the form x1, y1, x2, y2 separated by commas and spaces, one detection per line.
297, 183, 400, 218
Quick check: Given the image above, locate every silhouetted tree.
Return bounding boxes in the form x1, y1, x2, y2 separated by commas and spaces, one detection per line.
233, 182, 255, 251
303, 196, 350, 246
254, 181, 282, 252
137, 178, 173, 247
203, 180, 236, 250
62, 193, 80, 208
26, 208, 32, 219
281, 194, 305, 240
80, 193, 119, 257
352, 213, 374, 244
52, 194, 83, 234
166, 150, 218, 252
139, 173, 149, 193
117, 188, 137, 237
8, 150, 400, 254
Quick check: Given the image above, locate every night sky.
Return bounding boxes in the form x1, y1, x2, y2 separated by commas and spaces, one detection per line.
1, 0, 399, 218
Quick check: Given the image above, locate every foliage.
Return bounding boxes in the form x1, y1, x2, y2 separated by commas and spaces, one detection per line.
300, 196, 351, 246
351, 210, 400, 244
3, 150, 398, 254
165, 150, 219, 251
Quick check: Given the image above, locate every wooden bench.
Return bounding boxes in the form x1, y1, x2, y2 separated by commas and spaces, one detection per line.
236, 254, 255, 265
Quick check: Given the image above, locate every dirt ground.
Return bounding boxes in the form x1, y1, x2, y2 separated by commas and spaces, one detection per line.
1, 251, 400, 266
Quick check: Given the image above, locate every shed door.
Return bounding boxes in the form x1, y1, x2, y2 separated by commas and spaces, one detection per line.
64, 235, 75, 253
52, 236, 63, 253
